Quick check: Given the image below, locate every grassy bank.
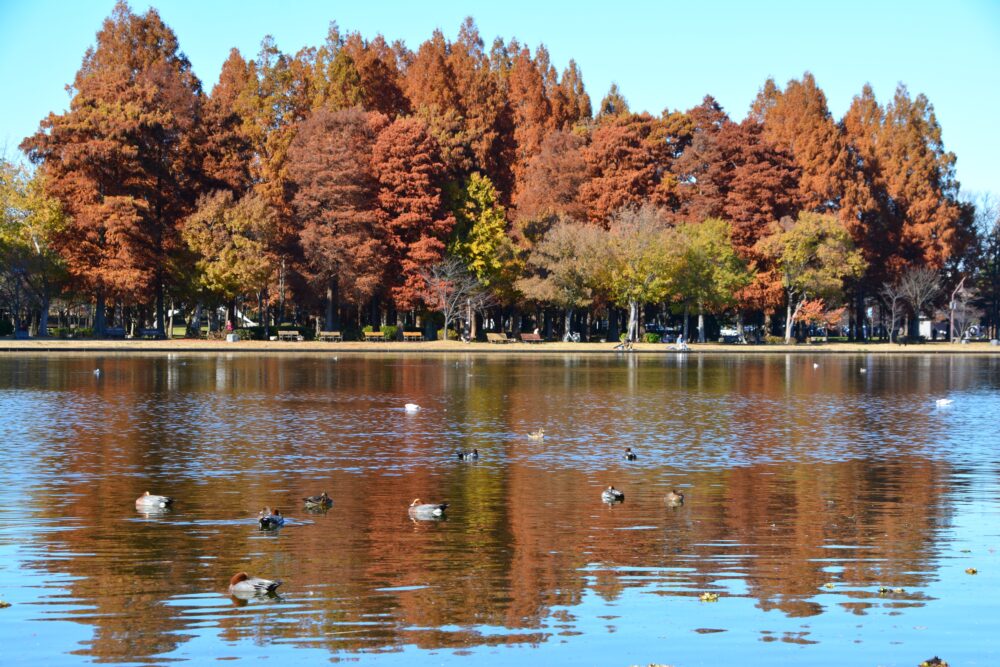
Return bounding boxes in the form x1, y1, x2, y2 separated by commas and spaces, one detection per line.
1, 337, 998, 355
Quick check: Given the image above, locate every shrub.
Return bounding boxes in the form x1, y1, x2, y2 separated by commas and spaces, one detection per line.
380, 324, 399, 340
74, 327, 94, 338
436, 328, 459, 341
619, 332, 628, 342
362, 325, 374, 333
234, 328, 254, 340
0, 320, 13, 336
764, 334, 789, 344
643, 333, 661, 344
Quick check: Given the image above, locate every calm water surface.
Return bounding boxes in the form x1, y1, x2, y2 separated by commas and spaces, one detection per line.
0, 352, 998, 666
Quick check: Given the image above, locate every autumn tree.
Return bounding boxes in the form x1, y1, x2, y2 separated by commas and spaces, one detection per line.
418, 255, 492, 339
721, 119, 803, 314
750, 72, 847, 212
21, 1, 203, 335
373, 116, 455, 311
287, 108, 386, 329
580, 113, 671, 224
513, 129, 588, 247
756, 212, 866, 343
674, 96, 732, 222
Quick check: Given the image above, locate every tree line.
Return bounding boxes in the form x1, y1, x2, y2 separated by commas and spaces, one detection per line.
3, 1, 997, 342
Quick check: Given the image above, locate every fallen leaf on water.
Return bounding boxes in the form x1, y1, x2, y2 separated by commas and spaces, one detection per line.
965, 568, 978, 575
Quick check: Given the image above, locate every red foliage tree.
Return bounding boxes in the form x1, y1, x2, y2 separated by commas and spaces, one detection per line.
579, 113, 671, 224
287, 108, 387, 328
372, 116, 455, 310
21, 1, 202, 334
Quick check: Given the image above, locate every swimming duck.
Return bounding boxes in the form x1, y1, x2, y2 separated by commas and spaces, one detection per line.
302, 492, 332, 509
228, 572, 282, 597
457, 448, 479, 461
527, 428, 545, 440
408, 499, 448, 520
135, 491, 173, 509
624, 447, 637, 461
664, 489, 685, 506
601, 486, 625, 503
935, 398, 954, 407
258, 507, 285, 530
404, 403, 420, 412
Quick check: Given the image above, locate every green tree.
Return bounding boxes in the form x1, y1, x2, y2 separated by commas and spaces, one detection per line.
182, 191, 277, 327
673, 218, 752, 342
448, 173, 514, 291
516, 219, 602, 337
756, 212, 866, 343
0, 160, 67, 334
598, 204, 675, 342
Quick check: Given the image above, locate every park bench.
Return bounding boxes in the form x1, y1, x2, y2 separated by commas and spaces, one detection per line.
363, 330, 385, 341
104, 327, 126, 339
318, 331, 342, 342
520, 332, 543, 343
403, 331, 424, 341
138, 328, 165, 339
486, 332, 513, 344
278, 330, 303, 342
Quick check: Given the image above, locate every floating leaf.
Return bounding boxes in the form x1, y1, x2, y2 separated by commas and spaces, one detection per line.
699, 592, 720, 602
0, 601, 10, 609
965, 568, 978, 575
919, 657, 948, 667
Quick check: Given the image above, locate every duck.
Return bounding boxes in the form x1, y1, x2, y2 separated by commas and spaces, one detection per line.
601, 485, 625, 503
457, 448, 479, 461
408, 498, 448, 520
935, 398, 954, 407
135, 491, 173, 509
624, 447, 638, 461
404, 403, 420, 412
228, 571, 282, 597
527, 428, 545, 440
258, 507, 285, 530
302, 492, 332, 509
664, 489, 685, 506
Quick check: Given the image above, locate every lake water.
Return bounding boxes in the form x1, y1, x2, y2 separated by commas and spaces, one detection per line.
0, 352, 998, 666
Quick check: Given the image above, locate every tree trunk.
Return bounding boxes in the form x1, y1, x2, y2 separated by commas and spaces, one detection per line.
697, 301, 706, 343
95, 290, 106, 337
683, 304, 690, 340
627, 301, 639, 342
38, 289, 50, 338
167, 298, 175, 339
563, 308, 573, 341
784, 296, 795, 344
325, 282, 335, 331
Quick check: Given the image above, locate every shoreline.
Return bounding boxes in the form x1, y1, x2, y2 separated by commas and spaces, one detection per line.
1, 338, 998, 355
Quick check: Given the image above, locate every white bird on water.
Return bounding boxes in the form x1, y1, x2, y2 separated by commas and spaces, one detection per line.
404, 403, 420, 412
935, 398, 954, 407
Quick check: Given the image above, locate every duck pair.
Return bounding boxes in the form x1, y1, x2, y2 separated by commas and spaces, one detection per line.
601, 486, 685, 506
456, 448, 479, 461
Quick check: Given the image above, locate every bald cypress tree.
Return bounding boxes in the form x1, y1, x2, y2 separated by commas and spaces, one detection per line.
21, 1, 203, 335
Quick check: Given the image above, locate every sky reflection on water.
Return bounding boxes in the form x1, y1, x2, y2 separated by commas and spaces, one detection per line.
0, 352, 998, 666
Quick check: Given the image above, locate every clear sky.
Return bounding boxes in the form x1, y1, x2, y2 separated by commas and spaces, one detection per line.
1, 0, 998, 195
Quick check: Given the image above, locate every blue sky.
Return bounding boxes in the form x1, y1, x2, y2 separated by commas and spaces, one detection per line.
1, 0, 998, 195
